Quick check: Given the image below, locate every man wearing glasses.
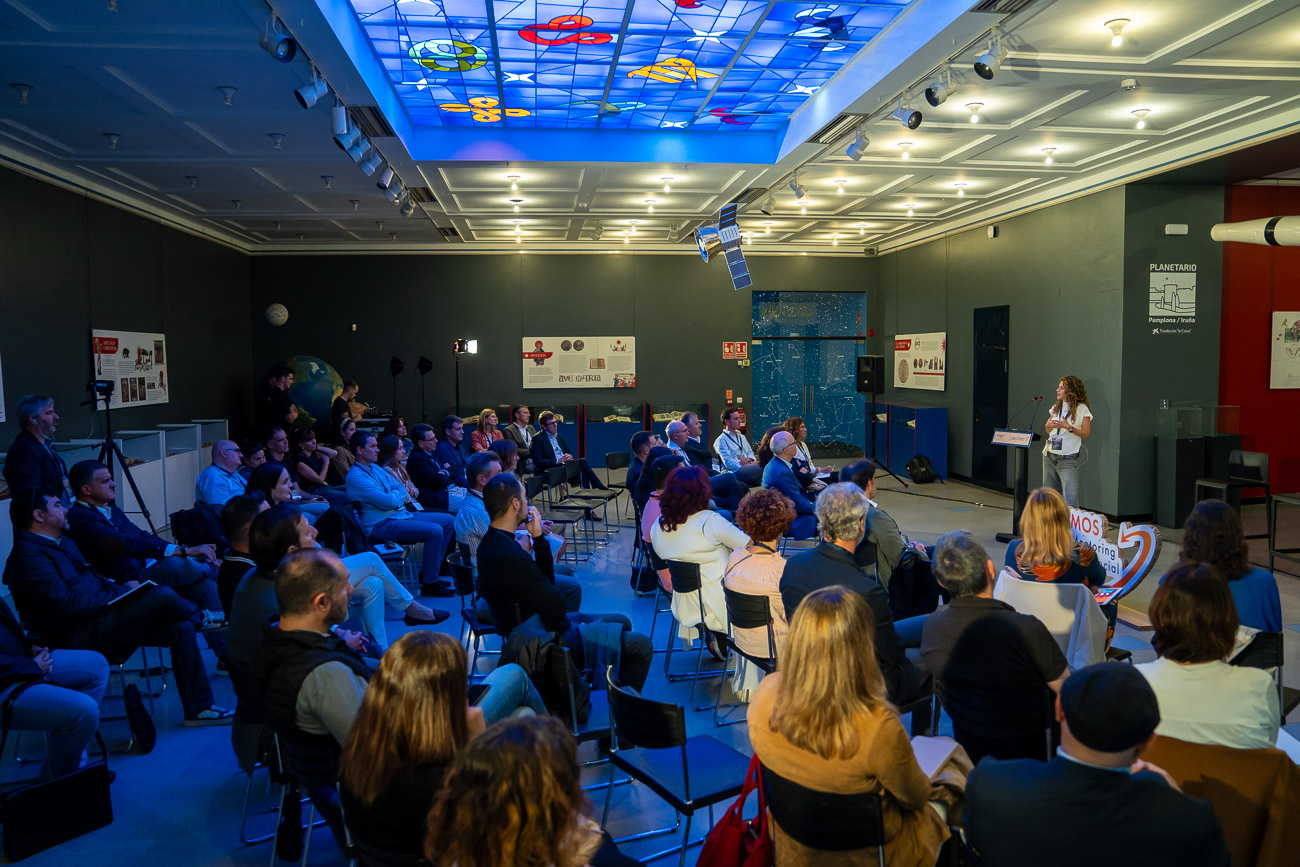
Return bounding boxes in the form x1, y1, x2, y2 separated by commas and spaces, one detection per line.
195, 440, 249, 506
529, 412, 607, 489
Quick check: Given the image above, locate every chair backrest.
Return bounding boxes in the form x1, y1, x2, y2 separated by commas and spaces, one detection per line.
352, 838, 428, 867
606, 451, 631, 471
170, 503, 227, 547
760, 765, 885, 853
565, 460, 582, 485
665, 559, 703, 593
993, 569, 1106, 670
446, 550, 475, 597
604, 666, 687, 750
723, 586, 773, 631
273, 732, 340, 790
1228, 449, 1269, 485
545, 465, 566, 489
524, 474, 545, 502
646, 543, 668, 573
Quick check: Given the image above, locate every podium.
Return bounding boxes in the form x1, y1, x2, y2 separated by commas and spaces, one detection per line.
993, 428, 1041, 543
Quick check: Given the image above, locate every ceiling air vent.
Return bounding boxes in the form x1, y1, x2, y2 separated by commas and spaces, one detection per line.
732, 187, 768, 205
437, 226, 462, 242
404, 186, 436, 204
970, 0, 1038, 14
812, 114, 870, 145
351, 106, 397, 139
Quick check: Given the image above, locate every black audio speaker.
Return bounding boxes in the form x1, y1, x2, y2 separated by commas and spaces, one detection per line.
856, 355, 884, 394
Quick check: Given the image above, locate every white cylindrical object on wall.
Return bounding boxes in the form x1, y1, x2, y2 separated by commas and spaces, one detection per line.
1210, 216, 1300, 246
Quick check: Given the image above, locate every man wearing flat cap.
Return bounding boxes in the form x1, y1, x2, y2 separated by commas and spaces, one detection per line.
964, 662, 1231, 867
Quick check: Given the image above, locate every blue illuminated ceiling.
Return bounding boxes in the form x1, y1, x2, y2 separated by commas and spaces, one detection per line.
345, 0, 912, 135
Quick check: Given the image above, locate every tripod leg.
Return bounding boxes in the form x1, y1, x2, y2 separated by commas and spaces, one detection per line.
104, 439, 157, 534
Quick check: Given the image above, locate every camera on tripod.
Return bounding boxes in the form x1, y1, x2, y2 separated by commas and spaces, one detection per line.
88, 379, 114, 398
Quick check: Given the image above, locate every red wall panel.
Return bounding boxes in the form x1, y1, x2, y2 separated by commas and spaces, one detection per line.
1221, 185, 1300, 493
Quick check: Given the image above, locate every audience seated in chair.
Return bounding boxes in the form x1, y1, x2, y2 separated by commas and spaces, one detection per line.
502, 406, 538, 474
641, 453, 685, 591
747, 585, 965, 867
426, 715, 635, 867
0, 590, 107, 781
665, 417, 744, 509
434, 416, 470, 489
263, 428, 329, 519
965, 662, 1231, 867
531, 412, 607, 489
330, 379, 360, 431
346, 431, 457, 595
382, 416, 414, 460
1175, 499, 1282, 632
239, 439, 267, 482
195, 439, 249, 506
714, 407, 761, 487
634, 445, 674, 511
650, 465, 750, 658
722, 488, 794, 695
470, 408, 504, 453
378, 435, 423, 510
624, 430, 664, 502
782, 416, 836, 490
475, 473, 652, 691
291, 428, 338, 497
2, 395, 70, 500
760, 431, 817, 540
1004, 487, 1105, 590
325, 418, 358, 487
755, 426, 782, 470
923, 530, 1069, 763
216, 493, 267, 615
338, 631, 544, 859
408, 423, 466, 514
1137, 562, 1279, 751
779, 483, 927, 706
4, 487, 232, 726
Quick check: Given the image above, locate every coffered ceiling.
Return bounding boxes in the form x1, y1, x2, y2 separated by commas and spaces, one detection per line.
1, 0, 1298, 257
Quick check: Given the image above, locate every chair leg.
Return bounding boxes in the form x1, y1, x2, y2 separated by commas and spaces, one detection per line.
240, 768, 278, 846
600, 761, 617, 828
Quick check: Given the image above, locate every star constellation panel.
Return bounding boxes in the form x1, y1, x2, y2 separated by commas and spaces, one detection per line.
348, 0, 912, 131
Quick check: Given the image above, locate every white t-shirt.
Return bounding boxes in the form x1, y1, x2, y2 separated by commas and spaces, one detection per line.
1135, 657, 1279, 751
1046, 401, 1092, 456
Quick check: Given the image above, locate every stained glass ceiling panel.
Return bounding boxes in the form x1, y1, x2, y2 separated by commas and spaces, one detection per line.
346, 0, 913, 133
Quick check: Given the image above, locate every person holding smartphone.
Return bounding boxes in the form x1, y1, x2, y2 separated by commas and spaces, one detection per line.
1043, 375, 1092, 508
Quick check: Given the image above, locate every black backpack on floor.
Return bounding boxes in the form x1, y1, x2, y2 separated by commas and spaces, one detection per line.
905, 455, 943, 484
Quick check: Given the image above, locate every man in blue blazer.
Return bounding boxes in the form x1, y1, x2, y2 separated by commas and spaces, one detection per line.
433, 415, 469, 488
2, 395, 70, 502
408, 423, 463, 513
965, 663, 1231, 867
761, 431, 816, 539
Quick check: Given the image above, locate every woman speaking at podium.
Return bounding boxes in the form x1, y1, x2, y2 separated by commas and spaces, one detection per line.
1043, 375, 1091, 508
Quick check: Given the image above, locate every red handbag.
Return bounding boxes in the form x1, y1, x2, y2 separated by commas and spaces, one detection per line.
696, 754, 774, 867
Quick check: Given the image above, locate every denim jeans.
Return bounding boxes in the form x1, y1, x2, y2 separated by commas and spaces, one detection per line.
0, 650, 108, 780
369, 511, 455, 582
1043, 452, 1080, 507
475, 663, 546, 724
142, 556, 225, 657
342, 551, 414, 650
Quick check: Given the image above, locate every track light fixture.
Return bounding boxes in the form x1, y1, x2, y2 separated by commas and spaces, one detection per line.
591, 220, 603, 241
845, 127, 869, 160
1132, 108, 1150, 129
358, 152, 384, 176
351, 200, 360, 211
258, 16, 297, 63
924, 69, 955, 107
788, 174, 806, 200
893, 99, 922, 130
898, 141, 913, 160
330, 104, 348, 136
334, 122, 361, 152
974, 29, 1007, 80
966, 102, 983, 123
346, 135, 370, 162
1042, 147, 1056, 165
376, 166, 396, 189
384, 182, 404, 203
322, 175, 333, 189
400, 198, 416, 218
760, 194, 776, 216
186, 176, 198, 189
1105, 18, 1130, 48
668, 223, 681, 242
295, 70, 330, 109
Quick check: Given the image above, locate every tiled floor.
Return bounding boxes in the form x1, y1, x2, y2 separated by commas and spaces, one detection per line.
6, 474, 1298, 865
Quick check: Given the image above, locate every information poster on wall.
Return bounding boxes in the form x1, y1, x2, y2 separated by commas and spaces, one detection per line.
1271, 311, 1300, 389
893, 332, 946, 392
522, 336, 635, 389
92, 329, 170, 407
1148, 263, 1197, 335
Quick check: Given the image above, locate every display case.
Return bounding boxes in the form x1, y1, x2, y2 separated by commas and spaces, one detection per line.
886, 403, 948, 480
648, 402, 711, 459
159, 423, 203, 517
583, 403, 647, 468
108, 430, 167, 529
1155, 403, 1243, 527
193, 419, 229, 471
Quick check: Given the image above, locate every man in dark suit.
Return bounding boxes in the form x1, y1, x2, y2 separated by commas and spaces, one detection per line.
4, 488, 233, 726
779, 482, 927, 707
476, 473, 649, 690
530, 412, 606, 488
434, 415, 469, 488
666, 419, 744, 510
965, 663, 1231, 867
408, 423, 463, 513
624, 431, 661, 504
3, 395, 70, 503
761, 431, 816, 539
502, 406, 537, 473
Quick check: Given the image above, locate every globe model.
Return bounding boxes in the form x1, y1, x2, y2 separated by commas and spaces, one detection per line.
286, 355, 343, 430
266, 303, 289, 326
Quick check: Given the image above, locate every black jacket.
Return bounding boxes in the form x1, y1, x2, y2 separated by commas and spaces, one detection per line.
407, 448, 454, 510
966, 755, 1230, 867
530, 433, 572, 473
433, 441, 468, 488
2, 532, 124, 643
0, 596, 42, 693
477, 527, 564, 635
65, 501, 169, 583
2, 430, 68, 495
779, 541, 924, 704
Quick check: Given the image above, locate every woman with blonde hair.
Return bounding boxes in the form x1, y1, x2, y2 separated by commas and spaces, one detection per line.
748, 585, 958, 866
1043, 374, 1092, 507
339, 631, 544, 857
1004, 487, 1104, 590
470, 407, 504, 452
425, 715, 617, 867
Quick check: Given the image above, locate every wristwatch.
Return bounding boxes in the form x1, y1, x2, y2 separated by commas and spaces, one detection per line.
179, 546, 188, 558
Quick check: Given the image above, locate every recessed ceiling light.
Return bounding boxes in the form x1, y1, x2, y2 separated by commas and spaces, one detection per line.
857, 221, 867, 235
218, 86, 238, 106
507, 174, 520, 191
661, 177, 673, 192
905, 202, 916, 216
966, 102, 983, 123
764, 221, 772, 234
1105, 18, 1130, 48
1042, 147, 1056, 164
11, 83, 32, 105
186, 176, 198, 190
954, 182, 968, 197
898, 141, 913, 160
1132, 108, 1151, 129
630, 220, 638, 234
835, 179, 847, 194
799, 201, 808, 215
831, 233, 839, 247
104, 133, 120, 149
644, 199, 656, 213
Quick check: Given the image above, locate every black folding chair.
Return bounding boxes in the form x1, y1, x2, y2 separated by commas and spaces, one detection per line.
662, 559, 732, 708
600, 667, 750, 867
761, 764, 886, 865
643, 543, 675, 651
1231, 631, 1300, 723
604, 451, 634, 522
447, 550, 500, 679
713, 586, 779, 726
525, 473, 583, 564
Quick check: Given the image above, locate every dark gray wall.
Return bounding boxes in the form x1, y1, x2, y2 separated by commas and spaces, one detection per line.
871, 189, 1127, 514
1117, 185, 1224, 515
0, 166, 253, 447
248, 253, 868, 424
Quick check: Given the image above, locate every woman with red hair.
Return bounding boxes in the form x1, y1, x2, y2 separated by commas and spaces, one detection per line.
650, 466, 750, 657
